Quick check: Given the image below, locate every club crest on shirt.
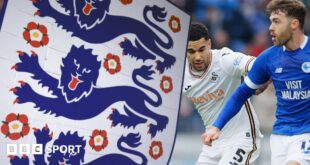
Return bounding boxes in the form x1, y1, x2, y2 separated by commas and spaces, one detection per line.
301, 62, 310, 73
210, 72, 219, 83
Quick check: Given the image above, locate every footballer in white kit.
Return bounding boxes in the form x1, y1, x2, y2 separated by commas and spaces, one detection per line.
183, 23, 262, 165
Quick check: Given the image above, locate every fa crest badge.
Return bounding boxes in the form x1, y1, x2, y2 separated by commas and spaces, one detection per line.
0, 0, 190, 164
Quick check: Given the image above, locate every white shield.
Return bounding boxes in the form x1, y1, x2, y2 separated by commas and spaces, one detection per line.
0, 0, 190, 164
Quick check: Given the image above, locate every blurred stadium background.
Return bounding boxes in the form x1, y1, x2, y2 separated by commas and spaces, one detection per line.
1, 0, 309, 165
169, 0, 310, 165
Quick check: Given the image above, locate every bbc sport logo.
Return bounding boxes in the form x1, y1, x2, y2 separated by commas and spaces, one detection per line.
7, 144, 82, 155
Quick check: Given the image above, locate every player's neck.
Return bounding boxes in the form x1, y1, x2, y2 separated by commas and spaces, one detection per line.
191, 69, 205, 76
284, 31, 306, 51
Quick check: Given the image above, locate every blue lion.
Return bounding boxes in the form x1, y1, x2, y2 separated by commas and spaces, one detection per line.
9, 125, 147, 165
11, 46, 168, 138
31, 0, 176, 73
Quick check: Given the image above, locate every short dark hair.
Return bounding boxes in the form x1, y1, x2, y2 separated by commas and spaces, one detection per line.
266, 0, 306, 29
189, 22, 210, 41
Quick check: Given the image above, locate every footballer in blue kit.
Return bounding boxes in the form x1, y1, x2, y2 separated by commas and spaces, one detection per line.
244, 39, 310, 136
202, 0, 310, 165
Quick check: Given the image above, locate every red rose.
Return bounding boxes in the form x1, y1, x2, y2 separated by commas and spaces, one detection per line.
89, 129, 108, 152
149, 140, 163, 160
160, 75, 173, 93
103, 53, 122, 75
168, 15, 181, 33
23, 22, 49, 48
1, 113, 30, 140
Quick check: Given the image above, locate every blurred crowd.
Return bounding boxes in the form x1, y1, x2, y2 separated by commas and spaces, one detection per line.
172, 0, 310, 55
172, 0, 310, 135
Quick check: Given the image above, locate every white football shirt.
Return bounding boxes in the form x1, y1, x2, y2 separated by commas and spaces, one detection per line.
183, 47, 261, 141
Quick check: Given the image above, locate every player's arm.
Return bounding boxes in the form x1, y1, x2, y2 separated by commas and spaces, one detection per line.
219, 48, 270, 95
202, 50, 270, 146
201, 82, 255, 145
213, 83, 255, 129
219, 47, 255, 77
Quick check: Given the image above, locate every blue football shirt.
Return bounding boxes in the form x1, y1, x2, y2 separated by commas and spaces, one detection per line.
245, 36, 310, 135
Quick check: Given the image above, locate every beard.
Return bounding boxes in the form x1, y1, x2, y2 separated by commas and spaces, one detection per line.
274, 33, 292, 47
273, 24, 293, 47
192, 64, 206, 72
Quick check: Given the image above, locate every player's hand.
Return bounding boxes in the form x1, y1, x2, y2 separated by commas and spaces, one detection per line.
201, 126, 220, 146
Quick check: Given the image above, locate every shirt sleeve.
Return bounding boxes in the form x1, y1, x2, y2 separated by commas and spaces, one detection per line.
219, 47, 256, 77
244, 50, 270, 89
